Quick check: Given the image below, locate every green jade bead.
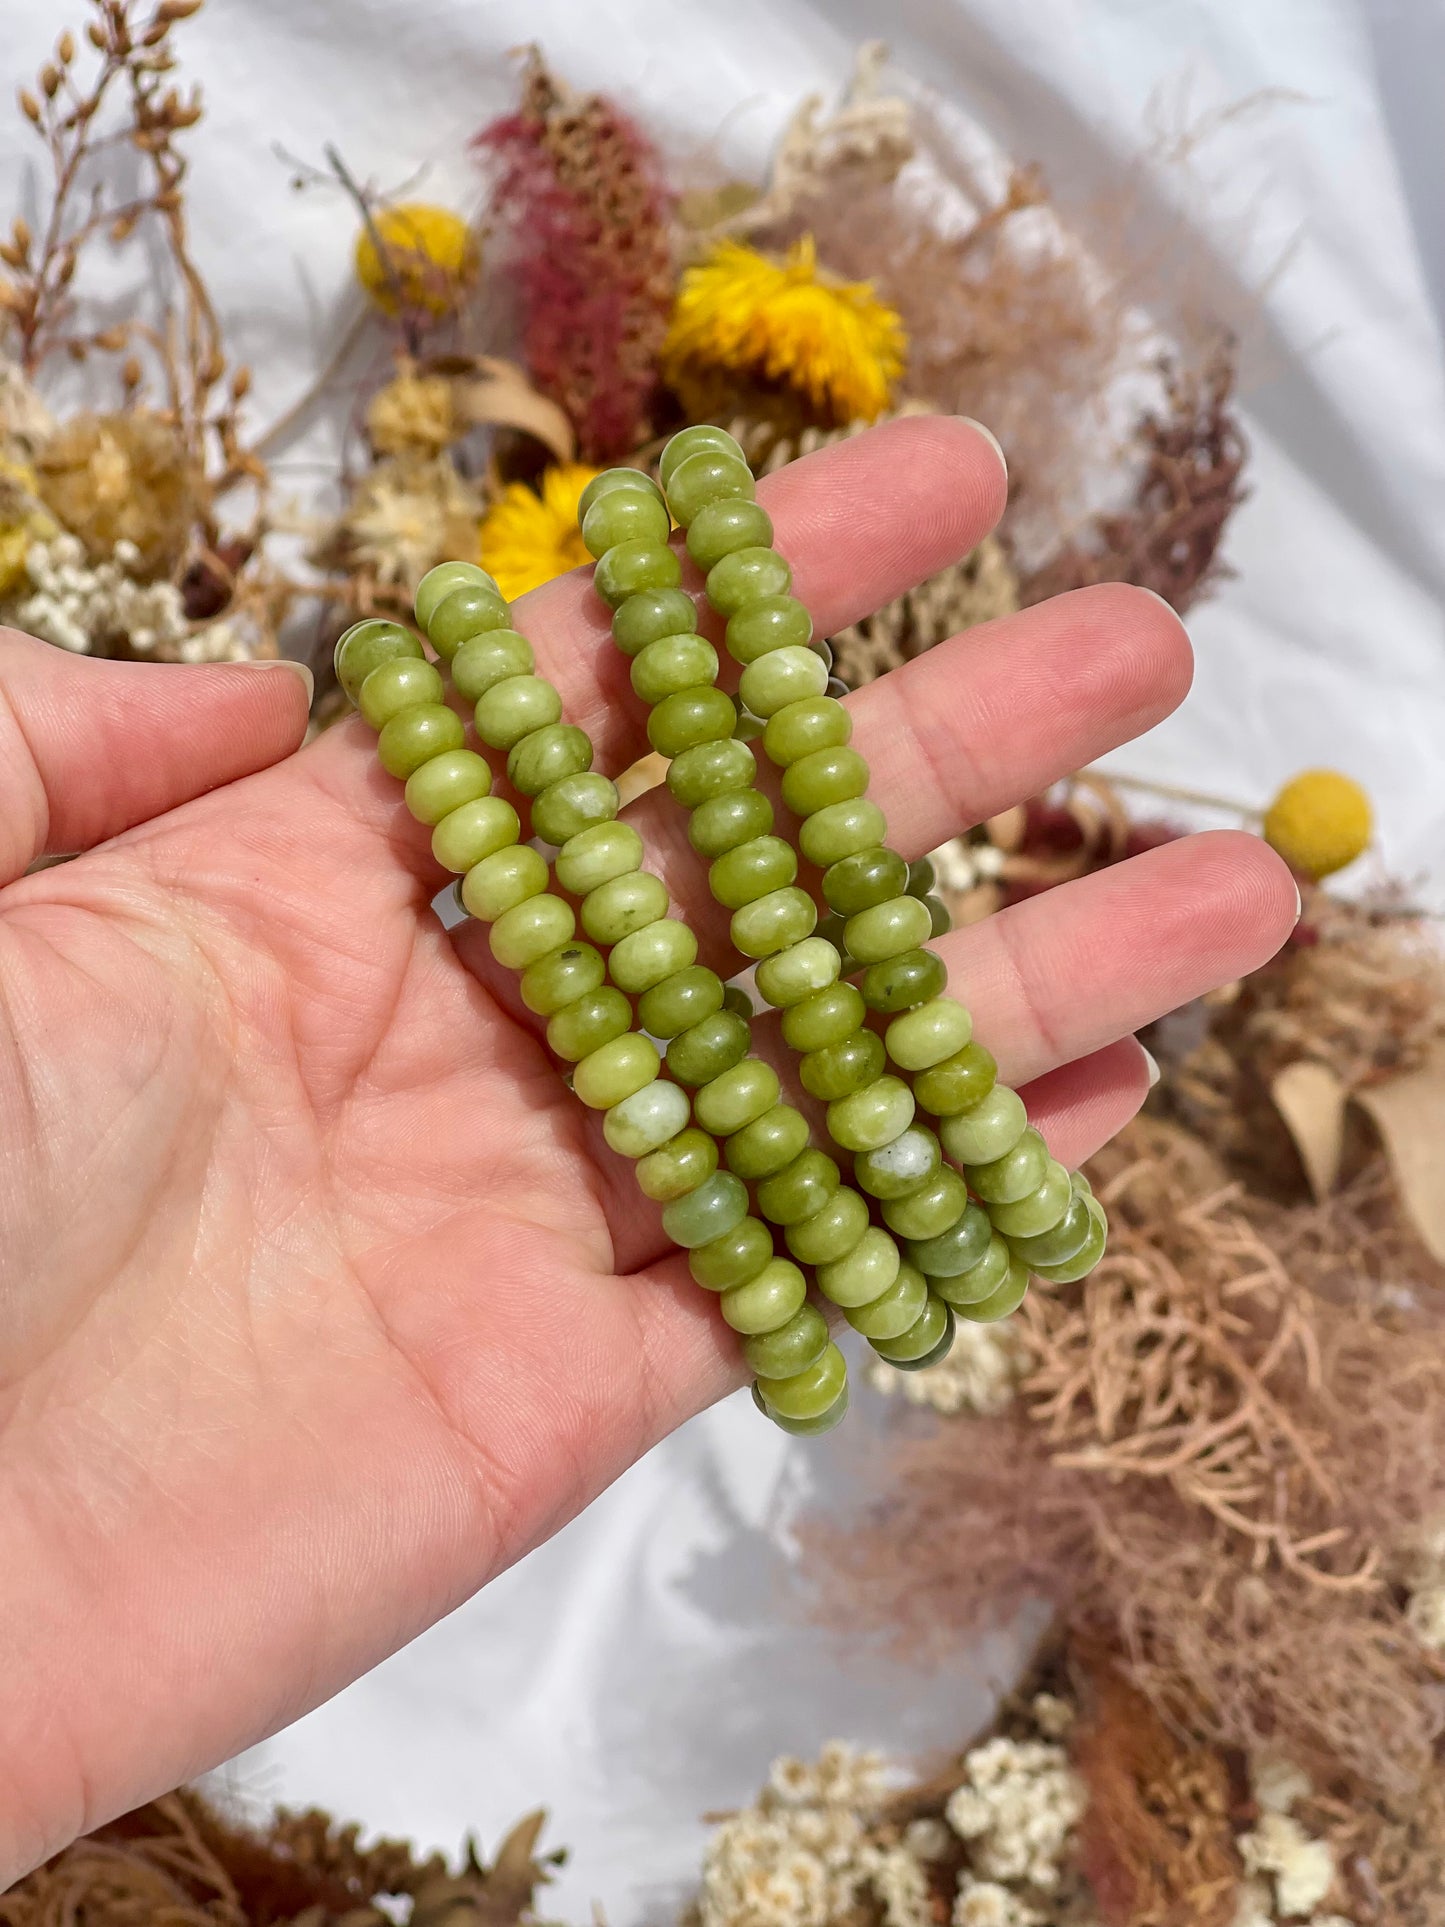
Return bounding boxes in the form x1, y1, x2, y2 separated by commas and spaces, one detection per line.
764, 697, 851, 767
631, 634, 720, 705
659, 424, 746, 487
581, 488, 671, 559
475, 675, 562, 750
358, 655, 444, 729
881, 1310, 957, 1374
555, 821, 643, 896
460, 842, 546, 921
637, 965, 724, 1039
694, 1058, 780, 1137
720, 1257, 806, 1336
636, 1127, 718, 1202
916, 1040, 998, 1116
377, 703, 465, 778
743, 1302, 829, 1380
428, 584, 510, 659
989, 1161, 1072, 1238
845, 1260, 929, 1341
752, 1380, 849, 1436
594, 540, 682, 610
886, 997, 974, 1071
520, 941, 606, 1017
611, 587, 698, 657
845, 894, 933, 965
853, 1125, 941, 1201
738, 645, 828, 719
956, 1256, 1031, 1324
799, 798, 889, 869
725, 595, 812, 664
907, 1202, 992, 1278
731, 886, 817, 959
906, 856, 936, 897
572, 1032, 660, 1109
925, 895, 952, 938
822, 847, 907, 916
969, 1126, 1049, 1205
781, 745, 870, 818
710, 835, 797, 909
508, 723, 591, 797
1008, 1194, 1093, 1269
781, 982, 866, 1054
786, 1184, 870, 1266
689, 787, 775, 857
706, 546, 791, 618
870, 1295, 953, 1365
602, 1078, 692, 1159
1029, 1201, 1108, 1283
578, 466, 665, 524
754, 937, 840, 1007
723, 982, 756, 1019
609, 920, 697, 994
756, 1148, 840, 1226
433, 796, 521, 874
546, 987, 633, 1062
814, 913, 852, 963
666, 738, 756, 807
940, 1084, 1028, 1165
817, 1224, 900, 1310
689, 1215, 773, 1290
490, 893, 574, 971
725, 1103, 810, 1181
756, 1341, 847, 1422
335, 619, 423, 704
405, 749, 494, 826
647, 686, 737, 758
883, 1167, 970, 1242
451, 629, 533, 702
581, 870, 670, 944
414, 560, 494, 630
531, 773, 619, 845
799, 1029, 885, 1101
666, 1009, 751, 1087
686, 497, 773, 571
665, 450, 755, 527
827, 1075, 914, 1153
661, 1169, 750, 1248
930, 1233, 1011, 1307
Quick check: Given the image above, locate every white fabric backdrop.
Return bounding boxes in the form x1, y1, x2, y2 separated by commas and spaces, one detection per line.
4, 0, 1444, 1914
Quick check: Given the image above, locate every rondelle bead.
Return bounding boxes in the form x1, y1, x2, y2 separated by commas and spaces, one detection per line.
637, 964, 725, 1039
573, 1032, 662, 1110
757, 1148, 841, 1226
612, 587, 699, 656
519, 941, 606, 1017
924, 895, 953, 938
906, 855, 936, 898
686, 497, 774, 571
939, 1084, 1028, 1165
844, 1260, 929, 1341
781, 981, 867, 1055
756, 1340, 847, 1421
433, 796, 522, 875
969, 1126, 1049, 1205
377, 702, 466, 778
857, 946, 947, 1015
580, 870, 671, 944
694, 1058, 781, 1137
882, 1166, 971, 1242
414, 560, 495, 630
608, 918, 699, 994
647, 686, 738, 758
578, 465, 666, 524
785, 1184, 870, 1266
753, 936, 841, 1007
869, 1295, 953, 1365
826, 1075, 915, 1153
358, 655, 445, 729
405, 748, 494, 826
665, 450, 755, 527
689, 788, 775, 858
781, 745, 871, 818
1007, 1193, 1093, 1269
594, 540, 683, 610
451, 628, 534, 702
738, 645, 829, 719
853, 1124, 942, 1200
688, 1214, 774, 1289
659, 424, 747, 487
821, 847, 908, 916
508, 722, 592, 797
763, 696, 852, 767
474, 674, 563, 750
581, 487, 671, 559
490, 892, 575, 971
915, 1040, 998, 1116
845, 893, 934, 965
555, 820, 643, 896
720, 1256, 807, 1335
743, 1302, 829, 1379
709, 835, 798, 909
666, 737, 756, 807
706, 545, 792, 618
666, 1010, 752, 1087
460, 842, 547, 921
602, 1078, 692, 1159
816, 1224, 901, 1309
752, 1380, 849, 1435
930, 1231, 1011, 1307
799, 1028, 886, 1102
530, 772, 619, 845
731, 886, 818, 959
906, 1202, 992, 1278
722, 982, 756, 1019
724, 1103, 811, 1181
631, 633, 720, 705
661, 1169, 750, 1247
428, 583, 511, 658
1028, 1199, 1108, 1283
335, 619, 425, 703
988, 1160, 1073, 1238
799, 798, 889, 868
954, 1254, 1030, 1323
885, 997, 975, 1071
725, 594, 813, 664
635, 1127, 718, 1202
545, 986, 634, 1063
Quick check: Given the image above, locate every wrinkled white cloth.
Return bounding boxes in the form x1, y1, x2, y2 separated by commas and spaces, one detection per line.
3, 0, 1442, 1914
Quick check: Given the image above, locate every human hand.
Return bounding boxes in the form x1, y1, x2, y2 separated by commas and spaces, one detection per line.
0, 417, 1297, 1872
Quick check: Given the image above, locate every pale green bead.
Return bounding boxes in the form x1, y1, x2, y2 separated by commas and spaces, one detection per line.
531, 773, 619, 845
780, 982, 866, 1054
988, 1160, 1072, 1237
689, 1216, 773, 1290
474, 674, 563, 750
581, 870, 670, 944
647, 686, 737, 758
490, 892, 575, 971
725, 594, 812, 664
826, 1075, 914, 1153
753, 937, 840, 1007
428, 584, 511, 659
508, 723, 592, 797
660, 1169, 750, 1247
756, 1341, 847, 1420
688, 787, 774, 858
869, 1295, 952, 1365
451, 629, 534, 702
743, 1302, 828, 1379
906, 1202, 991, 1278
731, 886, 818, 959
738, 645, 828, 719
631, 633, 719, 705
359, 655, 445, 729
844, 894, 933, 965
754, 1378, 849, 1434
377, 703, 465, 778
785, 1184, 870, 1266
1007, 1194, 1093, 1269
763, 696, 852, 767
578, 465, 665, 524
930, 1232, 1010, 1307
611, 587, 698, 657
665, 450, 755, 527
915, 1040, 997, 1115
545, 986, 632, 1062
555, 821, 643, 896
519, 941, 606, 1016
636, 1127, 717, 1202
666, 737, 756, 806
817, 1224, 901, 1309
939, 1085, 1028, 1166
460, 842, 546, 920
757, 1148, 839, 1226
609, 918, 698, 994
694, 1058, 781, 1137
956, 1255, 1030, 1323
660, 424, 746, 487
709, 835, 797, 910
602, 1078, 692, 1159
405, 749, 493, 826
574, 1032, 662, 1110
799, 798, 889, 868
706, 545, 791, 619
415, 561, 495, 630
1029, 1199, 1107, 1282
853, 1125, 941, 1201
334, 619, 423, 703
720, 1257, 806, 1335
686, 497, 773, 572
969, 1126, 1048, 1205
594, 539, 682, 609
882, 1167, 970, 1242
637, 965, 725, 1039
844, 1260, 928, 1341
432, 796, 522, 874
580, 487, 671, 559
885, 997, 974, 1071
781, 745, 870, 818
724, 1103, 811, 1181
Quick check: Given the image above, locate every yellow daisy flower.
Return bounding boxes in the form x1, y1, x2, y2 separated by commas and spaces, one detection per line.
479, 462, 601, 603
662, 236, 907, 425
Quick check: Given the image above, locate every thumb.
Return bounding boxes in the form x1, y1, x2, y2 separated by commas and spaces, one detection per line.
0, 626, 313, 887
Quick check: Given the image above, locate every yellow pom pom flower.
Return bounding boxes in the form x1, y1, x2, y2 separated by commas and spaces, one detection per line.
355, 204, 478, 317
662, 236, 906, 425
479, 463, 601, 603
1263, 769, 1373, 879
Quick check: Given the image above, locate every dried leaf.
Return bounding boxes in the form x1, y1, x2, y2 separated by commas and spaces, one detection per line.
451, 357, 575, 463
1356, 1060, 1445, 1263
1270, 1059, 1347, 1202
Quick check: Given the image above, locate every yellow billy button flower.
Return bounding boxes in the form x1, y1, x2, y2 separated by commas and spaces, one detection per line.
1263, 769, 1373, 880
355, 203, 478, 317
479, 462, 601, 603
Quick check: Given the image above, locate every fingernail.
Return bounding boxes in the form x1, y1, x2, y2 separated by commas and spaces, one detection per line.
1292, 879, 1303, 923
957, 416, 1007, 482
1143, 1046, 1161, 1089
241, 657, 314, 703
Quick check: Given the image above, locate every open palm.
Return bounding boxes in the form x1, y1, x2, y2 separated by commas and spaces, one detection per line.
0, 418, 1296, 1873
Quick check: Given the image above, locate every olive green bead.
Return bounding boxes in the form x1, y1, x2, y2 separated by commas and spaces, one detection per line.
665, 737, 757, 807
883, 1167, 970, 1242
507, 722, 592, 797
581, 487, 671, 559
799, 798, 889, 868
1007, 1194, 1093, 1269
335, 618, 423, 703
686, 497, 773, 571
428, 584, 511, 658
781, 982, 867, 1054
731, 886, 818, 959
578, 465, 666, 524
474, 674, 563, 750
738, 645, 828, 719
939, 1083, 1027, 1165
460, 842, 547, 920
763, 696, 852, 767
743, 1302, 829, 1379
752, 1379, 849, 1434
757, 1148, 840, 1225
530, 772, 619, 845
827, 1075, 914, 1153
781, 745, 870, 818
637, 965, 725, 1039
665, 450, 755, 527
546, 986, 633, 1063
359, 655, 445, 729
555, 821, 643, 896
756, 1340, 847, 1421
581, 870, 670, 944
660, 424, 746, 487
821, 847, 907, 916
931, 1233, 1011, 1307
433, 796, 522, 875
969, 1126, 1048, 1205
594, 540, 682, 610
573, 1032, 661, 1110
405, 749, 493, 826
817, 1224, 901, 1309
722, 982, 756, 1019
636, 1127, 718, 1202
845, 894, 933, 965
725, 594, 813, 664
885, 997, 974, 1071
611, 587, 698, 657
631, 633, 720, 705
915, 1041, 998, 1117
414, 561, 494, 630
519, 941, 606, 1017
647, 686, 737, 758
602, 1078, 691, 1160
609, 918, 698, 994
956, 1255, 1031, 1323
689, 787, 775, 858
845, 1260, 929, 1341
799, 1028, 886, 1101
724, 1103, 811, 1181
870, 1294, 952, 1364
785, 1184, 870, 1266
451, 628, 534, 702
720, 1256, 806, 1336
905, 855, 935, 898
695, 1058, 780, 1138
1029, 1199, 1107, 1283
924, 895, 952, 938
815, 913, 851, 961
688, 1214, 773, 1289
709, 835, 797, 909
853, 1124, 942, 1201
988, 1160, 1072, 1238
377, 702, 465, 778
906, 1201, 992, 1277
490, 892, 575, 971
661, 1168, 750, 1247
666, 1010, 751, 1087
706, 545, 791, 619
753, 937, 840, 1007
